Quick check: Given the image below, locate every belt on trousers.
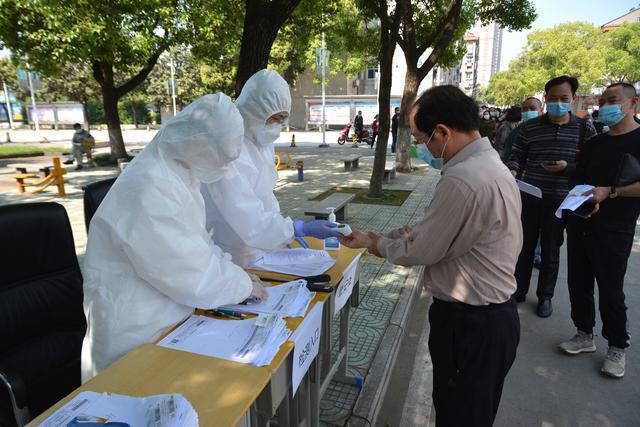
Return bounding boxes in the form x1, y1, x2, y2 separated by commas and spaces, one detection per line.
432, 297, 515, 312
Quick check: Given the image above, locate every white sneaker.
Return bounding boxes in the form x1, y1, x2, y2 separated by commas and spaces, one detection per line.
559, 330, 596, 355
601, 347, 625, 378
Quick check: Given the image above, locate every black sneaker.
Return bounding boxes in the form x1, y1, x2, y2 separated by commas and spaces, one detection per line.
537, 298, 553, 318
75, 165, 84, 171
63, 160, 74, 165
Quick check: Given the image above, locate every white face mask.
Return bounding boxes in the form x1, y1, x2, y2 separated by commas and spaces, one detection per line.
263, 124, 281, 145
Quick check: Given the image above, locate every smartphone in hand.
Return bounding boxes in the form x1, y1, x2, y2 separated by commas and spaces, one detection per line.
573, 200, 595, 218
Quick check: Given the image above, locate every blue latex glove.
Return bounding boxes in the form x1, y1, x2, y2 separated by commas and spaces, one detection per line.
294, 219, 341, 239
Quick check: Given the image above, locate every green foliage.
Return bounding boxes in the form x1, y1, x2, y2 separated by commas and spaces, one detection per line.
144, 47, 212, 109
0, 0, 189, 78
38, 61, 100, 104
486, 22, 608, 105
605, 22, 640, 83
87, 100, 105, 125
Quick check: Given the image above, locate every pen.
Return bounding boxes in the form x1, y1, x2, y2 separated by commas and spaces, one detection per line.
206, 309, 245, 320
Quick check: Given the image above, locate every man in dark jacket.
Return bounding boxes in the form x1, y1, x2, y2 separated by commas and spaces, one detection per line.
391, 107, 399, 153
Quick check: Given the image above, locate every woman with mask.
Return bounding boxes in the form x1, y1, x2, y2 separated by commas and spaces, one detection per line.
81, 94, 268, 381
202, 70, 340, 267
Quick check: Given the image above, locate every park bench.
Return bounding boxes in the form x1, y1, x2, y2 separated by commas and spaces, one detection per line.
11, 157, 67, 196
304, 192, 356, 221
341, 154, 361, 171
7, 162, 53, 177
383, 162, 397, 184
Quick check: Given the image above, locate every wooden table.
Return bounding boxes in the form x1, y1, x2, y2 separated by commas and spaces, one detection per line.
31, 241, 365, 427
28, 344, 271, 427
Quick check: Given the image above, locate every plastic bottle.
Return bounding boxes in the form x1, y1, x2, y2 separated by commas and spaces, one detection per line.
325, 207, 340, 250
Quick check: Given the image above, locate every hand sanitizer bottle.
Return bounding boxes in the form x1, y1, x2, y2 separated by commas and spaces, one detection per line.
325, 207, 340, 250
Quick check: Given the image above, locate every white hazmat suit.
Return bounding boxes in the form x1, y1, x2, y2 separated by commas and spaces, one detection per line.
201, 70, 296, 266
81, 94, 253, 381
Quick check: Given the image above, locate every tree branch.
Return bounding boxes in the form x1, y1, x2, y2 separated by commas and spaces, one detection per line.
115, 45, 166, 98
417, 0, 463, 80
417, 0, 461, 55
92, 61, 104, 85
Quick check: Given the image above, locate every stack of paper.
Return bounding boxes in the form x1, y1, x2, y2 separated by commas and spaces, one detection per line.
220, 280, 315, 318
158, 314, 290, 367
555, 184, 595, 218
249, 248, 336, 276
40, 391, 198, 427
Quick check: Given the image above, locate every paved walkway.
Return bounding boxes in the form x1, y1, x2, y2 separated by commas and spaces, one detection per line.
0, 144, 438, 425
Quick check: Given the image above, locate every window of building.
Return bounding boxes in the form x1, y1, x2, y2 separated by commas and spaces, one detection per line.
367, 68, 378, 79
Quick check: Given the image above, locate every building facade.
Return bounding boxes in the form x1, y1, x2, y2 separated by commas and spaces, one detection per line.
473, 22, 503, 88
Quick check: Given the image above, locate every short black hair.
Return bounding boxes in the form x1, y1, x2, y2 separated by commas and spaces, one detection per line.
606, 82, 637, 98
506, 106, 522, 122
73, 123, 81, 129
413, 85, 479, 134
592, 109, 599, 119
545, 75, 579, 95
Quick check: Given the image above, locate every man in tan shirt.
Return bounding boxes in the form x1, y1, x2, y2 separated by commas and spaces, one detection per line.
341, 86, 522, 426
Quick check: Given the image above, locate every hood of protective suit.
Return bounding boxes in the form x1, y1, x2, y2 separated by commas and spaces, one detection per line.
158, 93, 244, 183
236, 69, 291, 146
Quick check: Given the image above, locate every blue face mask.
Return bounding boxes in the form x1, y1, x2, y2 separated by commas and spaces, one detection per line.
546, 102, 571, 117
416, 129, 446, 170
598, 104, 625, 126
521, 110, 539, 122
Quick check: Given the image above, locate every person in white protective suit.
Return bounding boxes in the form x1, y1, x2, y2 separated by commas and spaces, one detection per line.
81, 93, 268, 381
202, 69, 341, 267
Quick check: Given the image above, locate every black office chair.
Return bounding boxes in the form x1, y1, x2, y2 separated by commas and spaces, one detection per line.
0, 202, 86, 426
83, 177, 117, 231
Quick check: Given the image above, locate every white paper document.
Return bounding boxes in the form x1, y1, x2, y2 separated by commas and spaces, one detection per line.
39, 391, 198, 427
249, 248, 336, 277
555, 184, 595, 218
158, 314, 291, 367
517, 179, 542, 198
220, 280, 315, 318
334, 254, 361, 315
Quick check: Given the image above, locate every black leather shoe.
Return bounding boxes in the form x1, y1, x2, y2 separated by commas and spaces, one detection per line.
537, 298, 553, 318
514, 293, 526, 303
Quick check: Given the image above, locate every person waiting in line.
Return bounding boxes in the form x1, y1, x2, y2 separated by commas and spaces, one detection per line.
370, 114, 379, 148
341, 86, 522, 426
201, 69, 341, 267
64, 123, 94, 171
507, 76, 596, 318
494, 106, 521, 159
81, 94, 269, 381
479, 108, 496, 142
560, 82, 640, 379
391, 107, 399, 153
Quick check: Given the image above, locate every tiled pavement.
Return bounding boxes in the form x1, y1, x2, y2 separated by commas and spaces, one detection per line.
0, 145, 441, 425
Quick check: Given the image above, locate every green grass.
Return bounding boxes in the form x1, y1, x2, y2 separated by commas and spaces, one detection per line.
311, 187, 412, 206
0, 146, 71, 159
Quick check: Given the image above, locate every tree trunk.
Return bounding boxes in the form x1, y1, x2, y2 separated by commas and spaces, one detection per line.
234, 0, 302, 96
396, 67, 420, 172
368, 15, 399, 199
102, 85, 127, 159
82, 100, 90, 130
131, 100, 138, 128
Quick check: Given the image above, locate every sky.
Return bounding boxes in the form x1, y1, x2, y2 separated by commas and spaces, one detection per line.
500, 0, 640, 71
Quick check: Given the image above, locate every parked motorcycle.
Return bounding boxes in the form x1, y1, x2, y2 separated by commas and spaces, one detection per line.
337, 123, 372, 146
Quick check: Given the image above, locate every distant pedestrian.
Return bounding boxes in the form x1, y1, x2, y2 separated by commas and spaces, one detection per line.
560, 82, 640, 379
370, 114, 379, 148
354, 110, 364, 140
64, 123, 94, 171
391, 107, 399, 153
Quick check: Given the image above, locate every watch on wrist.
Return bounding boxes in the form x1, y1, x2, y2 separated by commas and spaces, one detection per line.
610, 186, 618, 199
